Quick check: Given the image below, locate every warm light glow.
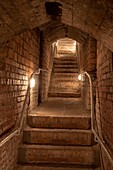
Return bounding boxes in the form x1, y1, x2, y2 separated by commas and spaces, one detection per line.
56, 41, 58, 46
78, 74, 84, 81
73, 41, 76, 46
30, 78, 35, 88
78, 74, 82, 80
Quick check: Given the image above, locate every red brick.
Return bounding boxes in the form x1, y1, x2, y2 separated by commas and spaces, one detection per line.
0, 29, 40, 170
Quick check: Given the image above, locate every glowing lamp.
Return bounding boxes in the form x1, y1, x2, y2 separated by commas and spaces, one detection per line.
78, 74, 84, 81
78, 74, 82, 80
30, 78, 35, 88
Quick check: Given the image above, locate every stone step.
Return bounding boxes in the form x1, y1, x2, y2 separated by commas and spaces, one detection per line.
54, 65, 78, 68
54, 60, 77, 64
27, 115, 91, 129
16, 164, 94, 170
53, 73, 79, 77
51, 79, 79, 83
48, 92, 81, 98
50, 81, 80, 87
18, 145, 95, 166
49, 86, 80, 93
54, 57, 77, 61
49, 84, 79, 88
23, 128, 94, 146
52, 75, 78, 81
49, 87, 80, 92
53, 68, 78, 73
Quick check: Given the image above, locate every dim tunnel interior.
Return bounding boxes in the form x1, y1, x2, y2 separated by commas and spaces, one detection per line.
0, 1, 113, 170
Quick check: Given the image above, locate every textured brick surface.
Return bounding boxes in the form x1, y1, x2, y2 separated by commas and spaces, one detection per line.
38, 32, 53, 103
23, 128, 94, 146
28, 115, 91, 130
0, 29, 40, 136
78, 37, 97, 72
49, 55, 80, 97
16, 165, 94, 170
0, 29, 40, 170
96, 41, 113, 170
18, 145, 95, 165
1, 1, 113, 169
0, 0, 113, 52
16, 98, 100, 169
77, 37, 97, 109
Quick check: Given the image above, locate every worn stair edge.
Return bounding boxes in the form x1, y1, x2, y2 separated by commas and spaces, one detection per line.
53, 70, 79, 73
48, 89, 80, 93
54, 61, 78, 63
53, 67, 78, 70
54, 65, 78, 68
54, 58, 78, 61
27, 115, 91, 129
18, 145, 95, 165
54, 62, 78, 64
52, 72, 79, 76
50, 80, 80, 84
48, 93, 81, 98
48, 87, 80, 90
16, 164, 94, 170
23, 128, 94, 146
51, 79, 79, 82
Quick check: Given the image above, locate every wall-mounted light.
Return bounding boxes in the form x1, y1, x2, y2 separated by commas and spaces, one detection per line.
30, 78, 35, 88
78, 74, 84, 81
56, 41, 58, 46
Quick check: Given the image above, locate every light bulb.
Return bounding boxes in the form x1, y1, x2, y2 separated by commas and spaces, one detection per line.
78, 74, 83, 81
30, 78, 35, 88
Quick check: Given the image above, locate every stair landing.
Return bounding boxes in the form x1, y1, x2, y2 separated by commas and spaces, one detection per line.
28, 98, 91, 130
30, 98, 90, 117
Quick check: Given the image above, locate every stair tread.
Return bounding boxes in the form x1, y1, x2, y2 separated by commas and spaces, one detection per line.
48, 93, 81, 98
16, 98, 100, 169
54, 64, 78, 67
54, 67, 78, 68
28, 114, 91, 118
18, 145, 96, 166
20, 144, 94, 149
16, 164, 94, 170
23, 127, 94, 146
48, 90, 80, 92
54, 58, 77, 61
24, 127, 92, 132
53, 73, 79, 75
54, 61, 77, 63
54, 70, 78, 72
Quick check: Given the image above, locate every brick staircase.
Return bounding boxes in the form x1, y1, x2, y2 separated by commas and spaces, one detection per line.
48, 56, 81, 98
15, 53, 101, 170
16, 98, 101, 170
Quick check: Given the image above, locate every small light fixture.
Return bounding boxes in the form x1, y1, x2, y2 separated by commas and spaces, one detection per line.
78, 74, 84, 81
56, 41, 58, 46
74, 41, 76, 46
30, 78, 35, 88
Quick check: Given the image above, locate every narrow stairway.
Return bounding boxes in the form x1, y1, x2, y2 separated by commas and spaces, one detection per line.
16, 98, 101, 170
48, 55, 81, 98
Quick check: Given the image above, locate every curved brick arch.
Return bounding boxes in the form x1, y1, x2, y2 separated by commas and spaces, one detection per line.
42, 21, 88, 44
0, 0, 113, 51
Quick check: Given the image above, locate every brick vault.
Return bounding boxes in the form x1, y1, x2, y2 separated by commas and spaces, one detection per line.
0, 1, 113, 170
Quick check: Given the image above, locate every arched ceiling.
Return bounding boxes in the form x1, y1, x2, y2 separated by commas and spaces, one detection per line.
40, 20, 89, 44
0, 0, 113, 51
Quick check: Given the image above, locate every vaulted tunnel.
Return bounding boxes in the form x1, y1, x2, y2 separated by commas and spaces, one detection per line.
0, 1, 113, 170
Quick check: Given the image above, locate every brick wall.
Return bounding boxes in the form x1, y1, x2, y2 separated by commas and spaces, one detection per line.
77, 37, 97, 109
97, 41, 113, 169
38, 32, 53, 103
0, 28, 40, 170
